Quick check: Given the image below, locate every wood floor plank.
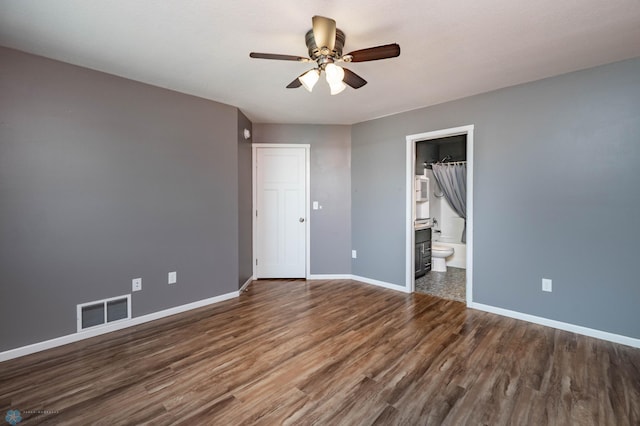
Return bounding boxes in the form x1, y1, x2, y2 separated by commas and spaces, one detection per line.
1, 279, 638, 425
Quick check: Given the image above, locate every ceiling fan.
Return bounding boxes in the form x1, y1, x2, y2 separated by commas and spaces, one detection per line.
249, 16, 400, 95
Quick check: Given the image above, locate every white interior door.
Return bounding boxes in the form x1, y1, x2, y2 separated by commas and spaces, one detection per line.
255, 146, 307, 278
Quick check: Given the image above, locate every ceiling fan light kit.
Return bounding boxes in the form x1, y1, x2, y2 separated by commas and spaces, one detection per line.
324, 63, 346, 95
324, 63, 344, 83
329, 80, 347, 95
329, 81, 347, 95
250, 16, 400, 95
299, 69, 320, 92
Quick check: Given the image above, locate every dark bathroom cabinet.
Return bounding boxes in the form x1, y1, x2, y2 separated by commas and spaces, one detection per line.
415, 228, 432, 278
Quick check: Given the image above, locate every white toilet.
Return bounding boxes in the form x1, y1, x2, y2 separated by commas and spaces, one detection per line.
432, 244, 454, 272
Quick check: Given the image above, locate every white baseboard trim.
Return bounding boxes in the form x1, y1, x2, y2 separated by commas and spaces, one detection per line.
0, 291, 239, 363
10, 281, 634, 364
239, 276, 254, 292
307, 274, 353, 280
307, 273, 411, 293
351, 275, 411, 293
469, 302, 640, 349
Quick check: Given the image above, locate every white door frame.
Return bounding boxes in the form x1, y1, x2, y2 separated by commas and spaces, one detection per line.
252, 143, 311, 279
405, 125, 474, 304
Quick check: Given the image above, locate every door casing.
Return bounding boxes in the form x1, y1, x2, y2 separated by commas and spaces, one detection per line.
405, 125, 474, 304
252, 143, 311, 279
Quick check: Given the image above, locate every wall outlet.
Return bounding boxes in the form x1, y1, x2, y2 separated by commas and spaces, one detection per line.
168, 271, 177, 285
352, 250, 357, 259
132, 278, 142, 292
542, 278, 552, 292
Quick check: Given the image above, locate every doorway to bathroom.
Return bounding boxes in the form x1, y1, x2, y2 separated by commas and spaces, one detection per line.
405, 125, 474, 305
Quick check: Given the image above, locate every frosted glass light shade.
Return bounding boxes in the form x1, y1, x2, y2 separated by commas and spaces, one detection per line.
329, 81, 347, 95
324, 63, 345, 85
299, 69, 320, 92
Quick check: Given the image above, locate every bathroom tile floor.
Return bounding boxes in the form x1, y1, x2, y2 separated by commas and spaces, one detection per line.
415, 267, 466, 303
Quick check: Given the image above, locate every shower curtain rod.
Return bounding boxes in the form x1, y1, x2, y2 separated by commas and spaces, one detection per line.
424, 160, 467, 166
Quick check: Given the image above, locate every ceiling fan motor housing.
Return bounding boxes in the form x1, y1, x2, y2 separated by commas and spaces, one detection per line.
305, 28, 346, 64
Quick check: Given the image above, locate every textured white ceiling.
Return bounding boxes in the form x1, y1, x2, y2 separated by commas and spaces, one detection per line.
1, 1, 639, 124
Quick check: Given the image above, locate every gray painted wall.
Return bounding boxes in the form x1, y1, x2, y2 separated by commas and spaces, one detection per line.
352, 57, 640, 338
253, 124, 351, 275
237, 111, 253, 288
3, 42, 638, 352
0, 47, 244, 351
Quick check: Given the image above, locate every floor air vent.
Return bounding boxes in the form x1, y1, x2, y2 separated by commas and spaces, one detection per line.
77, 295, 131, 332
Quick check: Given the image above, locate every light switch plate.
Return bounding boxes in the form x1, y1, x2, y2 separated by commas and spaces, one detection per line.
168, 271, 177, 285
542, 278, 552, 292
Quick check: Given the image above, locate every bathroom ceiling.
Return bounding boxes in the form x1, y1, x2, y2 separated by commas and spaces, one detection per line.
1, 1, 639, 124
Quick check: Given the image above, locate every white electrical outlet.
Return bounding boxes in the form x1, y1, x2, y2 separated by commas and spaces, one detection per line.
132, 278, 142, 292
542, 278, 552, 292
168, 271, 177, 285
352, 250, 357, 259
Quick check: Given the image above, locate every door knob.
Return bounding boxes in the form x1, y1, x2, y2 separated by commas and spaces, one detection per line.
299, 217, 305, 223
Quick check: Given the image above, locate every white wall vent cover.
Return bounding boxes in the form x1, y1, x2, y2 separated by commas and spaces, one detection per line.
77, 294, 131, 332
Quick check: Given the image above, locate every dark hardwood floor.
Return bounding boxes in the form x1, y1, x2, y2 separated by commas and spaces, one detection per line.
1, 279, 639, 425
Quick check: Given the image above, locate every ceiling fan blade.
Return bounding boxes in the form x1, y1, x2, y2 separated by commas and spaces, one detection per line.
312, 16, 336, 51
345, 43, 400, 62
342, 68, 367, 89
250, 52, 310, 62
286, 76, 303, 89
